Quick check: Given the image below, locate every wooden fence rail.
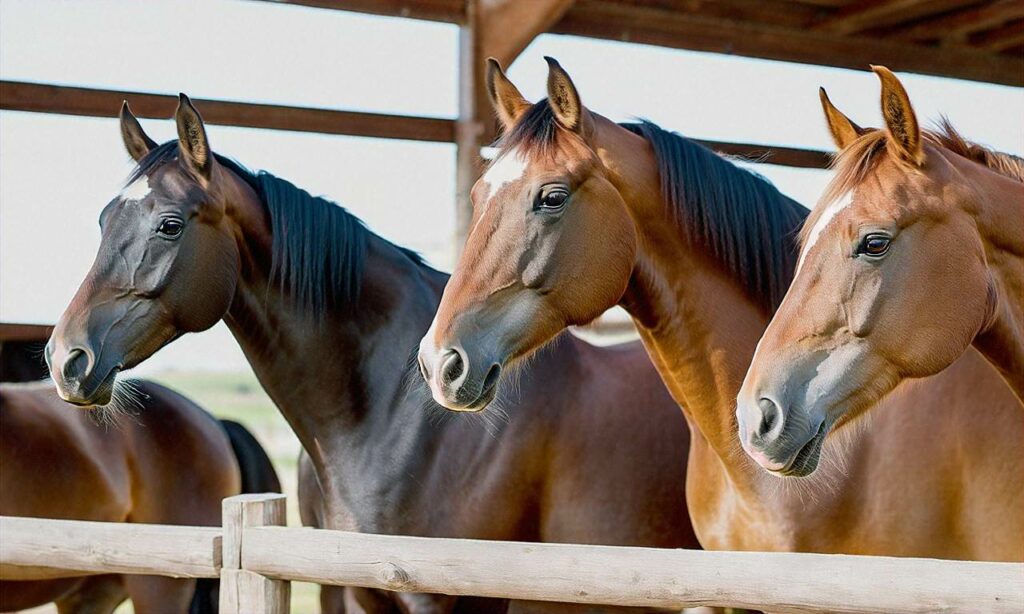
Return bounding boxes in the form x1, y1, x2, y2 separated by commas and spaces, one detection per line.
2, 494, 1022, 614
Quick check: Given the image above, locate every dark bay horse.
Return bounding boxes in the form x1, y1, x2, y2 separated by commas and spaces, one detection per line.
740, 68, 1024, 448
0, 380, 249, 613
46, 95, 698, 613
419, 58, 1024, 560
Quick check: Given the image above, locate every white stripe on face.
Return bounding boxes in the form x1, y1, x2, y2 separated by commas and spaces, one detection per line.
797, 189, 854, 275
120, 176, 152, 202
480, 150, 527, 203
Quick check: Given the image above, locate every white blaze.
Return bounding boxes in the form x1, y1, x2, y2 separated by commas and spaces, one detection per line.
796, 189, 854, 274
120, 176, 152, 202
480, 150, 527, 202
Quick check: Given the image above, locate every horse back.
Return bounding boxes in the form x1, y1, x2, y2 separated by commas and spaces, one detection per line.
118, 380, 242, 527
0, 382, 133, 522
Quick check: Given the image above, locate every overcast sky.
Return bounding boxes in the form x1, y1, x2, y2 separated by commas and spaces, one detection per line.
2, 0, 1022, 373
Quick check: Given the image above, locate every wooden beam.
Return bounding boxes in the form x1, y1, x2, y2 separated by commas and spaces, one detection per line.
693, 139, 831, 169
454, 1, 485, 253
551, 1, 1024, 87
220, 495, 289, 614
0, 81, 455, 143
970, 19, 1024, 52
0, 517, 221, 580
454, 0, 577, 248
0, 323, 53, 342
256, 0, 1023, 86
889, 0, 1024, 43
811, 0, 972, 35
243, 525, 1024, 613
480, 0, 576, 67
0, 81, 832, 170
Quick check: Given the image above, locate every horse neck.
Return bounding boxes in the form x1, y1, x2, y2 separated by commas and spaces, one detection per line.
218, 173, 449, 506
596, 120, 774, 492
954, 151, 1024, 398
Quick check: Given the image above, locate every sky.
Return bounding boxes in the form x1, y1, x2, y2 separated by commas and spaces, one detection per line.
2, 0, 1022, 374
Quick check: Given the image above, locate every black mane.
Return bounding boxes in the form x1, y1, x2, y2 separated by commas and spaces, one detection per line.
127, 141, 423, 316
496, 107, 806, 311
621, 121, 807, 313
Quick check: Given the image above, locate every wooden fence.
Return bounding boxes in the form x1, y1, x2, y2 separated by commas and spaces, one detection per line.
1, 494, 1022, 614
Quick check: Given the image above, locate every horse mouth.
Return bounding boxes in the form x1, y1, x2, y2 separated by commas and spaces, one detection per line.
777, 421, 828, 477
59, 366, 121, 409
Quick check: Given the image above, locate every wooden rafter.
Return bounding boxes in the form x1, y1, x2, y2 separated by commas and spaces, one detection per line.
253, 0, 1024, 86
0, 81, 454, 142
970, 19, 1024, 52
551, 1, 1024, 86
811, 0, 974, 35
889, 0, 1024, 43
0, 81, 830, 166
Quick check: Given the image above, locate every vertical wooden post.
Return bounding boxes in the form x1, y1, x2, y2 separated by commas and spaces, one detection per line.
220, 494, 290, 614
453, 0, 577, 256
454, 0, 487, 258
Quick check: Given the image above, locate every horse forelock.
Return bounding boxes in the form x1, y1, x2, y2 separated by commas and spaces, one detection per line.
804, 119, 1023, 254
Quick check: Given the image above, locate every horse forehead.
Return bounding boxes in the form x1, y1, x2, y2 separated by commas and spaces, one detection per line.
482, 150, 529, 195
119, 175, 152, 202
797, 189, 855, 274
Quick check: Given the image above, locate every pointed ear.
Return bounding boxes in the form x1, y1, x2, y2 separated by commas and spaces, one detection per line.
819, 87, 865, 150
486, 58, 530, 132
120, 101, 157, 162
175, 93, 212, 180
544, 56, 585, 133
872, 66, 923, 165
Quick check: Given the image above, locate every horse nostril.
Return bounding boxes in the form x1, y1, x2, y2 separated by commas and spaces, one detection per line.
440, 349, 465, 385
417, 354, 429, 383
62, 348, 89, 382
757, 397, 782, 438
482, 363, 501, 395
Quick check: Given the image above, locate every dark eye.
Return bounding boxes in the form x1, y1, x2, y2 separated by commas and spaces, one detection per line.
857, 233, 891, 257
157, 218, 184, 238
537, 187, 569, 212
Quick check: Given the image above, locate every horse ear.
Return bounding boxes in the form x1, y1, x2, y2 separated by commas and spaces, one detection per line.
819, 88, 865, 150
120, 102, 157, 162
486, 58, 530, 132
544, 56, 585, 133
872, 66, 923, 165
174, 93, 212, 181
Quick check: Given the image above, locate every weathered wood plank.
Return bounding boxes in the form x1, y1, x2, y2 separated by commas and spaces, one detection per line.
0, 517, 221, 579
0, 81, 456, 143
242, 526, 1024, 613
220, 494, 289, 614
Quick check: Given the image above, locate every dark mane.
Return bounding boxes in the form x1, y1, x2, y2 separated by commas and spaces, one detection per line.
621, 121, 807, 312
496, 101, 569, 152
127, 141, 423, 317
496, 108, 805, 311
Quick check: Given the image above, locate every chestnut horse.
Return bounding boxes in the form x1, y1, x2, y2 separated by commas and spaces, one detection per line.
0, 380, 249, 613
419, 58, 1023, 560
740, 67, 1024, 450
47, 95, 698, 613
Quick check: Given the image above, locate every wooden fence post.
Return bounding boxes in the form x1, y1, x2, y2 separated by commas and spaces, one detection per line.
219, 494, 290, 614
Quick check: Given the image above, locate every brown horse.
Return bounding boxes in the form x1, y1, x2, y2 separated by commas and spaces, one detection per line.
46, 95, 698, 613
0, 379, 244, 613
419, 57, 1024, 561
739, 67, 1024, 456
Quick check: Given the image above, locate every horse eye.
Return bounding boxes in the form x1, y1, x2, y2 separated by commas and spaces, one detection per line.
857, 234, 891, 257
157, 219, 184, 238
538, 188, 569, 211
